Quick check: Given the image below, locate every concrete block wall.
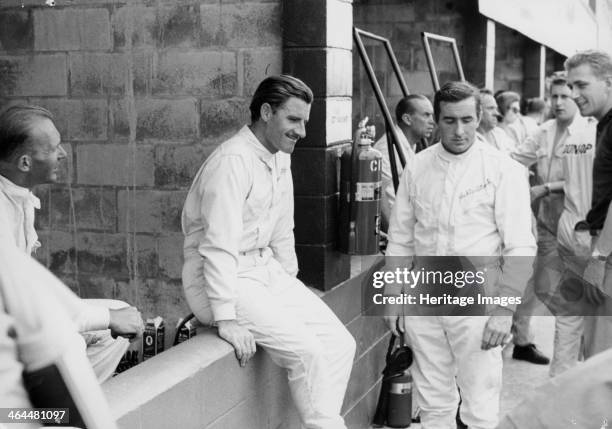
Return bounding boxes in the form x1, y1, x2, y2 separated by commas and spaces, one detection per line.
284, 0, 355, 290
0, 0, 282, 342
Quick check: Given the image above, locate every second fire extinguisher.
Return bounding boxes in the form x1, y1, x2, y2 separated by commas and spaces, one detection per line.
338, 118, 382, 255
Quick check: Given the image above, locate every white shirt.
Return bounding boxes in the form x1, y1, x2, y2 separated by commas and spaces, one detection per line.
0, 243, 87, 416
501, 116, 530, 150
373, 124, 416, 229
513, 114, 596, 240
521, 115, 540, 138
477, 128, 516, 156
182, 125, 297, 321
0, 243, 88, 369
387, 140, 536, 299
558, 116, 597, 251
0, 174, 41, 255
0, 244, 117, 428
0, 174, 110, 331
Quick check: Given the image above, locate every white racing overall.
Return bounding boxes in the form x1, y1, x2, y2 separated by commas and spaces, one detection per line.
182, 126, 355, 429
387, 141, 536, 429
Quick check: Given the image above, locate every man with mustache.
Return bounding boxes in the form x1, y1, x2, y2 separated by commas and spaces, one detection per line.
384, 81, 535, 428
0, 105, 144, 382
512, 74, 596, 375
181, 75, 356, 429
566, 49, 612, 357
373, 95, 435, 231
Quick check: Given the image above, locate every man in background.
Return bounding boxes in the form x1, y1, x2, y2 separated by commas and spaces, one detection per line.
523, 97, 548, 136
0, 105, 144, 382
478, 88, 550, 365
477, 89, 515, 155
512, 74, 596, 374
373, 94, 435, 231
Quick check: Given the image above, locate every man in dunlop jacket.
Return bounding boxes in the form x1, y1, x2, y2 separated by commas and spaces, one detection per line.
383, 81, 536, 428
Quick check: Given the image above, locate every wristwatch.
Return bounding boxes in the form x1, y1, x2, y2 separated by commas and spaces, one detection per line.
591, 249, 608, 261
544, 183, 551, 196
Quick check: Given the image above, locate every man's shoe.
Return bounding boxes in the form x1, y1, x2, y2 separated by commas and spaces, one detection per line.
512, 343, 550, 365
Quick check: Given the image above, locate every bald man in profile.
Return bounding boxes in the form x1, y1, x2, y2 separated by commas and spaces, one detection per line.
374, 94, 435, 231
0, 105, 144, 382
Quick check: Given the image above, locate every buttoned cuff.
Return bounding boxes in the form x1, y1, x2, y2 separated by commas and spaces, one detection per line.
212, 303, 237, 322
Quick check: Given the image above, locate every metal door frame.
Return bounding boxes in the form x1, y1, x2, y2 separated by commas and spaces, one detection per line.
353, 27, 409, 191
421, 31, 465, 91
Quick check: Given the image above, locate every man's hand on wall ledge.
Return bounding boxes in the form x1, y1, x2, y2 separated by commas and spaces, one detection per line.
109, 307, 144, 340
216, 320, 256, 367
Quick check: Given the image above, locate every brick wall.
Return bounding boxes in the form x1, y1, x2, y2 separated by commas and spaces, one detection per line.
0, 0, 282, 343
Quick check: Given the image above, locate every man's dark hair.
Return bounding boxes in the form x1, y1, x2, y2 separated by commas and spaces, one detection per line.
550, 77, 569, 88
0, 105, 54, 161
433, 81, 481, 122
249, 75, 313, 122
395, 94, 429, 123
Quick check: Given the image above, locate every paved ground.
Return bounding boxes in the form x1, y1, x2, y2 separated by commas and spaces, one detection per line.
378, 316, 557, 429
499, 316, 555, 416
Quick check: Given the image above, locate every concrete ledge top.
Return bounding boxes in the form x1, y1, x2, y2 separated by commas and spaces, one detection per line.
103, 329, 232, 418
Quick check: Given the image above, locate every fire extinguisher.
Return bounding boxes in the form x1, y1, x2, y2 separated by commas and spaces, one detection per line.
372, 334, 414, 428
338, 118, 382, 254
386, 372, 413, 428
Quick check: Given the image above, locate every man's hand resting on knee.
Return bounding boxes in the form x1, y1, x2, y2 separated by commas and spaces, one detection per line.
217, 320, 256, 367
109, 307, 144, 340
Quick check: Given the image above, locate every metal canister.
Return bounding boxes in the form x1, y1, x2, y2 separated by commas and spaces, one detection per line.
386, 372, 413, 428
338, 126, 382, 255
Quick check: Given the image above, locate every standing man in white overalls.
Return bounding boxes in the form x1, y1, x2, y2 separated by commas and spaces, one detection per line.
384, 81, 536, 428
